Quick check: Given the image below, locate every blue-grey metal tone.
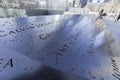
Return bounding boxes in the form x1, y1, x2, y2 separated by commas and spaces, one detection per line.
0, 15, 120, 80
105, 20, 120, 46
